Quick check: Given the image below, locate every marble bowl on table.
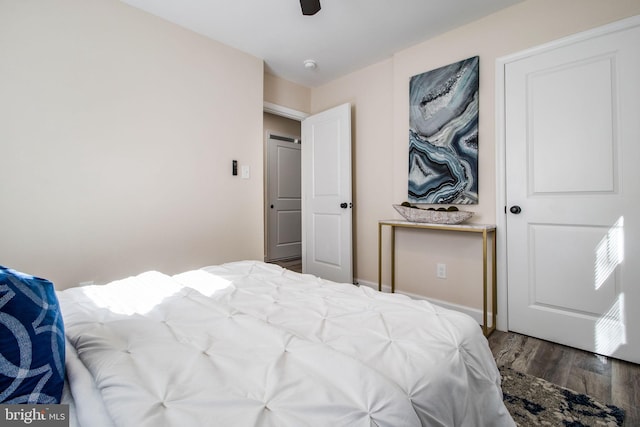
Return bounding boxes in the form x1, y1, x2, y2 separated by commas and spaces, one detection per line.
393, 205, 474, 224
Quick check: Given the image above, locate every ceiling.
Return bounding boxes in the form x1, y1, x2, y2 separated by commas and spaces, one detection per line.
120, 0, 523, 87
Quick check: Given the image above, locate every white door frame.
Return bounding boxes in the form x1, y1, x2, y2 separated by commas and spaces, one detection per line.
495, 15, 640, 333
264, 102, 309, 122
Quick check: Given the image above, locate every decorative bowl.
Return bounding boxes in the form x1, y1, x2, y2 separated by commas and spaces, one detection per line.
393, 204, 474, 224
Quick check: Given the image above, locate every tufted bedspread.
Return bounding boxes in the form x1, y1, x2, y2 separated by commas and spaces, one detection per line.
58, 261, 514, 427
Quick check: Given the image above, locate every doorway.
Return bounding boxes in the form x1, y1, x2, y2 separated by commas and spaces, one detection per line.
264, 111, 302, 262
263, 102, 354, 284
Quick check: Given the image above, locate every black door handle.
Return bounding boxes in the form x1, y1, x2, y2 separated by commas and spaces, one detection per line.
510, 205, 522, 214
340, 202, 348, 209
270, 204, 274, 209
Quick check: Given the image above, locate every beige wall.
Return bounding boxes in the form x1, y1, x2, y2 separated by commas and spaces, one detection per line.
311, 60, 394, 281
311, 0, 640, 311
0, 0, 265, 289
3, 0, 639, 307
264, 73, 311, 114
263, 113, 302, 141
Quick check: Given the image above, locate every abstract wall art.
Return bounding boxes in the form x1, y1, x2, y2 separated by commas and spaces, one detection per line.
409, 56, 479, 204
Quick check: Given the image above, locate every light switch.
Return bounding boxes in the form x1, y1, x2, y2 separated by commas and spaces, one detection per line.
241, 165, 250, 179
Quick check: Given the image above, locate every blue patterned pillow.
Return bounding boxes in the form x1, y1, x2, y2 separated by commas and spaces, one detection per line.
0, 266, 65, 404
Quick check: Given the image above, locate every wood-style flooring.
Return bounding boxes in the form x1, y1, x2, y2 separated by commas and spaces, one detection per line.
270, 258, 303, 273
268, 259, 639, 425
489, 330, 639, 426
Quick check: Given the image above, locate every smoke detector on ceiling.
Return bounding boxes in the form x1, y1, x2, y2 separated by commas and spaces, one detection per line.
303, 59, 317, 70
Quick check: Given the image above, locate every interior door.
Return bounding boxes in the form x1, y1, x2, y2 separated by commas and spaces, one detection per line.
505, 20, 640, 363
266, 136, 301, 261
301, 103, 353, 283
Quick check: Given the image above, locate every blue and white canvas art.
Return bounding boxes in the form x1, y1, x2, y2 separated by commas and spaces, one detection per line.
409, 56, 479, 204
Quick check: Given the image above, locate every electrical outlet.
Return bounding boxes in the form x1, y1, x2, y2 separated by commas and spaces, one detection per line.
437, 263, 447, 279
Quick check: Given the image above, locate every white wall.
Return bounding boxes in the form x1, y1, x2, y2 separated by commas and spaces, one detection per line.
310, 0, 640, 315
0, 0, 265, 289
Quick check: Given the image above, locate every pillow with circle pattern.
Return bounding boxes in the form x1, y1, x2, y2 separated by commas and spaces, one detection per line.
0, 266, 65, 404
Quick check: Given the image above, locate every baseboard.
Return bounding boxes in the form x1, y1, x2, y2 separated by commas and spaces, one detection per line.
357, 278, 488, 327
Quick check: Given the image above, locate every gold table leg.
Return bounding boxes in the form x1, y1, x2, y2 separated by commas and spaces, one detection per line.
390, 226, 395, 293
482, 229, 488, 337
377, 221, 497, 335
378, 223, 383, 292
492, 229, 497, 334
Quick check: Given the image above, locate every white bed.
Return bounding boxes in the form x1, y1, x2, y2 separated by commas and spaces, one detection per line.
58, 261, 515, 427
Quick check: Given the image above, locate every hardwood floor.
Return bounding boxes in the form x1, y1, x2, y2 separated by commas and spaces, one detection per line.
267, 260, 639, 425
269, 258, 303, 273
489, 330, 640, 426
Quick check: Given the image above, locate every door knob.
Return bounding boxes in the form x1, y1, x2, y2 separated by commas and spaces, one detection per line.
510, 205, 522, 214
340, 202, 348, 209
270, 205, 274, 209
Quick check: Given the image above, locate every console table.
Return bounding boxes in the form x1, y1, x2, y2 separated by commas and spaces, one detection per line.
378, 220, 497, 336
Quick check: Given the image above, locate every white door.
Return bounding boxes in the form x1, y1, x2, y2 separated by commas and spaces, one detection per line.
505, 19, 640, 363
301, 103, 353, 283
266, 136, 301, 261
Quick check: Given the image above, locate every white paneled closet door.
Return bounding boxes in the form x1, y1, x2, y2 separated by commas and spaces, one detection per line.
504, 17, 640, 363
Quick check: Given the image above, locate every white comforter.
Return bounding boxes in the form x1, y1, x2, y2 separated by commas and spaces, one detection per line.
58, 261, 514, 427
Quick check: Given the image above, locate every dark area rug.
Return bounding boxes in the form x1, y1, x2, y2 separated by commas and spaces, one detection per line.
500, 366, 625, 426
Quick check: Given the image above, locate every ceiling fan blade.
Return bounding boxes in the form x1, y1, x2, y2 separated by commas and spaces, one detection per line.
300, 0, 321, 15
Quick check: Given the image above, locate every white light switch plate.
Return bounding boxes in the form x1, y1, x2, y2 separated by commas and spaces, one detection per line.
241, 165, 250, 179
